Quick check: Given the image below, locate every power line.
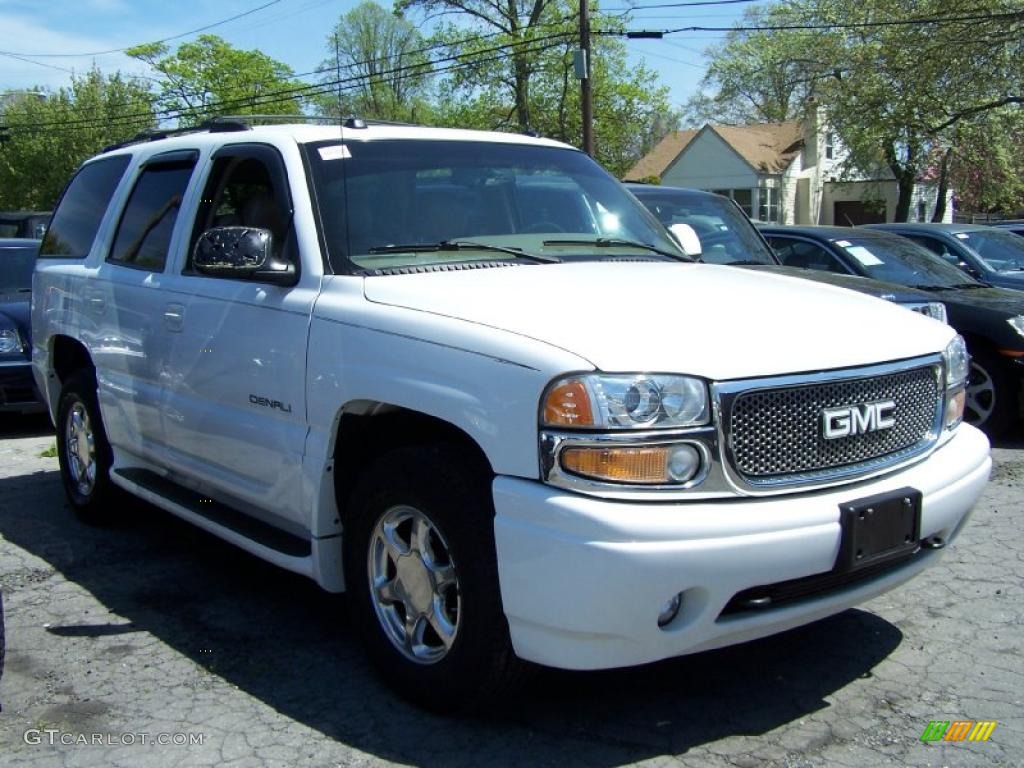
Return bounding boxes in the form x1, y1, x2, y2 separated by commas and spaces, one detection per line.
1, 33, 576, 135
0, 0, 284, 58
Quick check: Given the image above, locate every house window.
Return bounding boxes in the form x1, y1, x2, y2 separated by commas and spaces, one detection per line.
708, 188, 754, 218
758, 184, 780, 223
918, 200, 928, 222
825, 131, 835, 160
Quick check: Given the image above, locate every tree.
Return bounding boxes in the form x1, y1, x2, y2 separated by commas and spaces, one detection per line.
397, 0, 566, 132
317, 2, 433, 122
686, 0, 1024, 220
127, 35, 303, 126
0, 69, 155, 209
946, 108, 1024, 214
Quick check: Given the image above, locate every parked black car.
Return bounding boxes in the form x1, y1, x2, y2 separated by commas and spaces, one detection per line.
760, 225, 1024, 436
865, 223, 1024, 292
625, 184, 949, 321
1, 238, 45, 415
0, 211, 50, 240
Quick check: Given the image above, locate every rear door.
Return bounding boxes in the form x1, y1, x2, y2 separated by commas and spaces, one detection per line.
158, 143, 316, 531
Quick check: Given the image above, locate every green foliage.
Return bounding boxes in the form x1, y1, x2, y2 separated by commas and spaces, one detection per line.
315, 2, 433, 122
0, 69, 155, 209
687, 0, 1024, 219
948, 108, 1024, 213
127, 35, 303, 126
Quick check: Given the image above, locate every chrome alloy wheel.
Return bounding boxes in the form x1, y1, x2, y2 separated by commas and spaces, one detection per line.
965, 360, 996, 426
65, 401, 97, 496
368, 505, 461, 664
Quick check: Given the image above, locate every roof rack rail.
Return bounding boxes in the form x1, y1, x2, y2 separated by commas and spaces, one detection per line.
101, 119, 251, 153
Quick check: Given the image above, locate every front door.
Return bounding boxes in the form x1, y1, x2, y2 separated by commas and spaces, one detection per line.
158, 144, 318, 531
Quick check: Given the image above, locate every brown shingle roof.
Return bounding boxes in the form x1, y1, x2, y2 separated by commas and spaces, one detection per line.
623, 121, 804, 180
623, 129, 698, 181
710, 122, 803, 173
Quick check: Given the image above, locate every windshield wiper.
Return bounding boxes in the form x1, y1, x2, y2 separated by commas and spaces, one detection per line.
951, 282, 989, 289
910, 284, 951, 292
542, 237, 693, 262
368, 240, 560, 264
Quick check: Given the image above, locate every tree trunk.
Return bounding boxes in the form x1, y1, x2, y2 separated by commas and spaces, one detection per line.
513, 54, 531, 132
894, 174, 915, 222
931, 148, 953, 222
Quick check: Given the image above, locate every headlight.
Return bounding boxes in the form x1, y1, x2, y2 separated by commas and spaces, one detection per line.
1008, 315, 1024, 338
0, 328, 23, 355
923, 302, 947, 323
542, 374, 709, 429
942, 335, 969, 388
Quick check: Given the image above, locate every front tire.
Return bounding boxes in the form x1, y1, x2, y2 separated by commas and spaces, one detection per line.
344, 444, 528, 711
965, 350, 1018, 438
56, 370, 118, 522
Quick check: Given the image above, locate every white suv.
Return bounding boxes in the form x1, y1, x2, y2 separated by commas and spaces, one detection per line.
32, 121, 991, 709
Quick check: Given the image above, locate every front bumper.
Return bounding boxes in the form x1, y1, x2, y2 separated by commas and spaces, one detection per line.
0, 359, 45, 413
493, 425, 991, 670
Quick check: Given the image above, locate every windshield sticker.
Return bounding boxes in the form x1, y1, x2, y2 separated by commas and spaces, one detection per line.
318, 145, 352, 161
955, 233, 969, 239
846, 245, 884, 266
835, 240, 852, 247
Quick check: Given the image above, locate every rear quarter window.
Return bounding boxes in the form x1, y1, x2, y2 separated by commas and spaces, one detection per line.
39, 155, 132, 259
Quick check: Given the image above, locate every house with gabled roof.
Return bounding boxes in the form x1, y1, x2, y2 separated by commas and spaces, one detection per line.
624, 114, 953, 225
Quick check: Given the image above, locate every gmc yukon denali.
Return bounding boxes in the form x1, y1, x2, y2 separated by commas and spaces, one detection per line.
31, 120, 991, 710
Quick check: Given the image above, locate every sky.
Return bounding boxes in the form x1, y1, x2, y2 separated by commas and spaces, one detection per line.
0, 0, 751, 113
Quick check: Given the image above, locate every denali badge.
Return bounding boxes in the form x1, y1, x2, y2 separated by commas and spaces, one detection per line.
822, 400, 896, 439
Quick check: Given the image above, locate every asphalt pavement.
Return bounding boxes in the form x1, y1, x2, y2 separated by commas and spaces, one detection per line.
0, 414, 1020, 768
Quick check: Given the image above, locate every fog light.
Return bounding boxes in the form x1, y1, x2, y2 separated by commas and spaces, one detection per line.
667, 444, 700, 483
658, 593, 683, 628
945, 387, 965, 429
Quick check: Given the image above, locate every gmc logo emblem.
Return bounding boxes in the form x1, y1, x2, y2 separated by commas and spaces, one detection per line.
822, 400, 896, 439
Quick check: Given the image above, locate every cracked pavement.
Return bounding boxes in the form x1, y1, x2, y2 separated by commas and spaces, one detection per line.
1, 414, 1020, 767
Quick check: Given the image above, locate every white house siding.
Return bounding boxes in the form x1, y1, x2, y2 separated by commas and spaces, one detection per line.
661, 130, 758, 189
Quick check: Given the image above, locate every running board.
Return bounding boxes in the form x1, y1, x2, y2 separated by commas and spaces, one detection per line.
111, 468, 314, 579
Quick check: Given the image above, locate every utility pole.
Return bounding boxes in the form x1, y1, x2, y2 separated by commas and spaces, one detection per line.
578, 0, 594, 156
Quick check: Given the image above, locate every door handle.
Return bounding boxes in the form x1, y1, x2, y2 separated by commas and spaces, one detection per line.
164, 303, 185, 332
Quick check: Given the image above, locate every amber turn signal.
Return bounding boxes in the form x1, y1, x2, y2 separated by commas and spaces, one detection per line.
543, 379, 594, 427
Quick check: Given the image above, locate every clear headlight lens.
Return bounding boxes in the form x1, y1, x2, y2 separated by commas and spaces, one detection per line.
0, 328, 23, 355
542, 374, 709, 429
923, 302, 947, 323
1008, 315, 1024, 338
943, 335, 969, 388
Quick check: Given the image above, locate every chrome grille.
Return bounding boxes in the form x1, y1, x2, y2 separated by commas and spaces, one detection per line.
726, 364, 941, 484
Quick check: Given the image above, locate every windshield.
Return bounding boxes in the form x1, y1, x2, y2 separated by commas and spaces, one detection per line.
631, 189, 776, 265
0, 244, 38, 293
832, 235, 978, 288
956, 229, 1024, 271
305, 139, 684, 271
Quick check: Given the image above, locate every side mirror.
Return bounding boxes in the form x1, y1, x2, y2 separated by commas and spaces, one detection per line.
193, 227, 297, 285
668, 223, 702, 258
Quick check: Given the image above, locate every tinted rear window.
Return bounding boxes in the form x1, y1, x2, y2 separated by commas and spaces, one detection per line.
39, 155, 131, 259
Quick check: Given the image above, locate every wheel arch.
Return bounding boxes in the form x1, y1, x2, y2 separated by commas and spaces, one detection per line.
45, 335, 94, 421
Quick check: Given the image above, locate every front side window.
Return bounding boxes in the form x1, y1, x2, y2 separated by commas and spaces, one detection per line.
108, 158, 196, 271
306, 140, 682, 271
39, 155, 131, 259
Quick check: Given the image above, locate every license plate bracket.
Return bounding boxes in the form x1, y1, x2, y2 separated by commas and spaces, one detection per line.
836, 487, 921, 573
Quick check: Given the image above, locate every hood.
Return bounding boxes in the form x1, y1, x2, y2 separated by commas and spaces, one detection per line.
363, 262, 954, 380
740, 265, 933, 302
986, 271, 1024, 288
940, 285, 1024, 316
0, 294, 31, 339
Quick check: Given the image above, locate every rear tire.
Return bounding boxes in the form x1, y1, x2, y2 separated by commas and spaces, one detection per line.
965, 350, 1018, 438
344, 444, 529, 712
56, 370, 118, 523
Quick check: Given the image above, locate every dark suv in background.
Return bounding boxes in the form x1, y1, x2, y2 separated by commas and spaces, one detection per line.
0, 211, 50, 240
760, 225, 1024, 437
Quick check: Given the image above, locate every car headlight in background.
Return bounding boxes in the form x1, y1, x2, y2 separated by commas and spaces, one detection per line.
942, 335, 969, 429
922, 302, 947, 323
542, 373, 709, 429
0, 328, 23, 355
1008, 315, 1024, 338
